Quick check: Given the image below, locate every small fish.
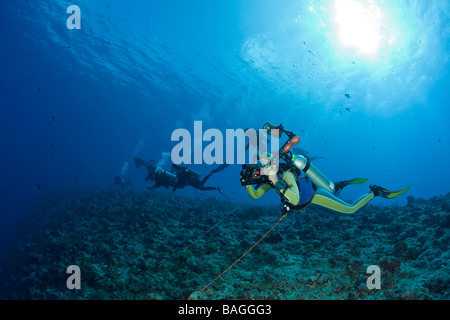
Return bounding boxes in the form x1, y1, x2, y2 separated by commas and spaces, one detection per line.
438, 139, 441, 143
345, 93, 351, 99
345, 108, 350, 112
37, 184, 41, 189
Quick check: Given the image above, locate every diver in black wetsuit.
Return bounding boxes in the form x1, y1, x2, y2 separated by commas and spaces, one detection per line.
134, 157, 223, 193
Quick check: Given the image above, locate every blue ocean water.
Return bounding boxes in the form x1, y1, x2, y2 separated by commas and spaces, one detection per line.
0, 0, 449, 298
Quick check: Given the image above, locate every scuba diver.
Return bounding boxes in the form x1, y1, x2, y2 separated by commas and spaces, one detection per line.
134, 156, 223, 193
134, 157, 158, 182
240, 123, 411, 214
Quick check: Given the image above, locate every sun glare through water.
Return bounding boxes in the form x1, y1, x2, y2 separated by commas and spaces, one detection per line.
334, 0, 383, 55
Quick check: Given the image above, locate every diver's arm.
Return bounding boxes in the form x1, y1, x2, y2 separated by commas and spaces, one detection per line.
245, 183, 271, 200
276, 171, 300, 206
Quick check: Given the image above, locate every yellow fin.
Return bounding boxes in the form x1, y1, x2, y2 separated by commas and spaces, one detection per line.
348, 178, 369, 185
384, 185, 412, 199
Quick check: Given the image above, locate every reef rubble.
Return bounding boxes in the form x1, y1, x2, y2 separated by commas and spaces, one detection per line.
0, 188, 449, 300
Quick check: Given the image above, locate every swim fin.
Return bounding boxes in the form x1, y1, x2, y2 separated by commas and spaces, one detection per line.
334, 177, 369, 192
134, 157, 146, 168
210, 163, 230, 174
370, 184, 412, 199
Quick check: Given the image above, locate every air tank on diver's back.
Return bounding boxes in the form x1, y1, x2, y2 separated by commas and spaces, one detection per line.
291, 154, 335, 194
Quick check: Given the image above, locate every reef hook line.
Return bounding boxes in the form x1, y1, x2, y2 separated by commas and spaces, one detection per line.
188, 213, 287, 300
182, 204, 242, 252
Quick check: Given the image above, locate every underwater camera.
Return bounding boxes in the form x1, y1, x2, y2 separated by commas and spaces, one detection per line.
240, 164, 269, 186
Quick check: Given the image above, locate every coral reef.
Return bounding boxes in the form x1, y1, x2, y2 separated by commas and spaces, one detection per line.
0, 187, 449, 300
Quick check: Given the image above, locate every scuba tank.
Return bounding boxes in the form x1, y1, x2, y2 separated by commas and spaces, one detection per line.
162, 170, 177, 183
291, 154, 335, 194
185, 168, 201, 180
153, 169, 178, 188
172, 164, 202, 180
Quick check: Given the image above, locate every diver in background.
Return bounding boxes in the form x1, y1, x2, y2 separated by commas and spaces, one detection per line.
134, 156, 223, 193
113, 161, 132, 187
113, 176, 131, 187
134, 157, 158, 182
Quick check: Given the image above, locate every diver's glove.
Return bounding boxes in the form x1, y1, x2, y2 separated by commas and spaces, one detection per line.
275, 180, 287, 191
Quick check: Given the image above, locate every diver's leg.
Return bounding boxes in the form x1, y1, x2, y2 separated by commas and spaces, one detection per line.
334, 178, 369, 196
190, 181, 222, 192
311, 187, 375, 214
200, 173, 213, 185
198, 186, 220, 191
189, 179, 222, 192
